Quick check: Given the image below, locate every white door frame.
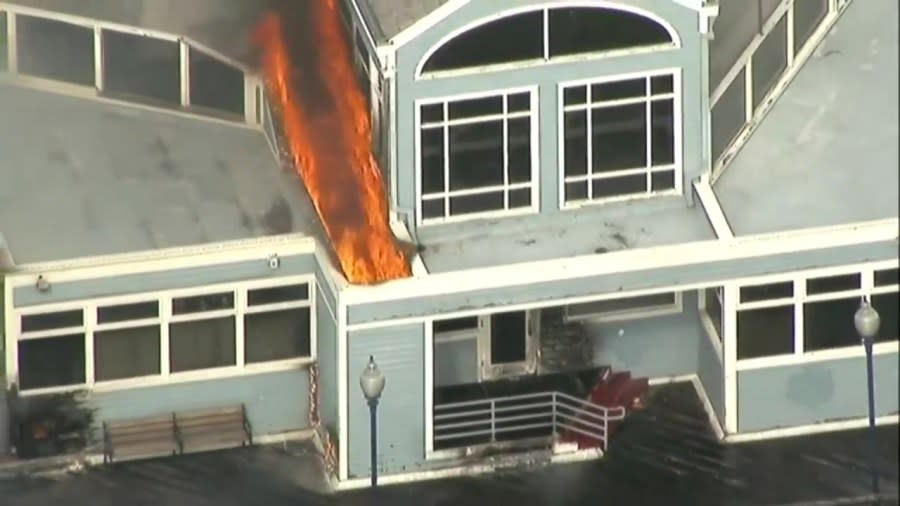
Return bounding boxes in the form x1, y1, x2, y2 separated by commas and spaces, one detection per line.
478, 310, 540, 381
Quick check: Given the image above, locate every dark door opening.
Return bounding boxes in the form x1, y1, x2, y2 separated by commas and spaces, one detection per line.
491, 311, 527, 364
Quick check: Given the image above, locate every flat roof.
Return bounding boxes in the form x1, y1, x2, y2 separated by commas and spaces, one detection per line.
362, 0, 449, 41
713, 0, 899, 236
0, 83, 322, 265
418, 197, 716, 274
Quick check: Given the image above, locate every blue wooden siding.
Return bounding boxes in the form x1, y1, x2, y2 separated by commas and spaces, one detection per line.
737, 352, 900, 432
314, 260, 338, 322
346, 323, 425, 478
392, 0, 701, 222
316, 284, 339, 435
89, 368, 310, 437
347, 241, 898, 325
13, 254, 317, 307
434, 337, 478, 386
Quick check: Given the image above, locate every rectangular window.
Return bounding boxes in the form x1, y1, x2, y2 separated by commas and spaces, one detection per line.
169, 317, 236, 372
21, 310, 83, 333
874, 268, 899, 287
0, 11, 8, 71
172, 292, 234, 315
244, 308, 311, 363
97, 301, 159, 324
740, 281, 793, 303
102, 29, 180, 106
16, 15, 95, 86
248, 284, 309, 306
18, 334, 86, 389
189, 47, 245, 117
751, 16, 788, 110
803, 296, 860, 352
737, 305, 794, 359
419, 90, 535, 222
872, 291, 899, 343
566, 292, 679, 321
711, 69, 746, 162
94, 326, 161, 381
793, 0, 829, 56
561, 72, 677, 205
806, 273, 861, 295
434, 317, 479, 334
703, 288, 724, 341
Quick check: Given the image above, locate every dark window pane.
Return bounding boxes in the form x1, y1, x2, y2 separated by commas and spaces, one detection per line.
705, 288, 724, 340
16, 15, 94, 86
548, 7, 672, 58
651, 74, 673, 94
94, 326, 161, 381
449, 192, 504, 216
569, 292, 676, 318
421, 103, 444, 124
740, 282, 793, 302
508, 117, 532, 183
18, 334, 85, 389
804, 297, 860, 351
793, 0, 828, 55
434, 317, 478, 334
651, 99, 675, 165
508, 92, 531, 112
245, 308, 311, 363
709, 0, 760, 89
490, 311, 527, 363
98, 301, 159, 324
103, 30, 180, 106
591, 103, 647, 172
21, 310, 83, 333
422, 198, 445, 219
591, 79, 646, 102
565, 181, 588, 202
651, 170, 676, 191
169, 317, 236, 372
0, 11, 7, 71
508, 188, 531, 208
737, 306, 795, 359
874, 268, 898, 287
591, 174, 646, 199
189, 48, 244, 116
751, 16, 787, 110
421, 127, 445, 194
807, 273, 860, 295
448, 96, 503, 120
872, 292, 899, 342
248, 284, 309, 306
448, 121, 504, 190
711, 69, 746, 161
173, 292, 234, 315
423, 12, 542, 72
564, 85, 588, 106
564, 110, 588, 176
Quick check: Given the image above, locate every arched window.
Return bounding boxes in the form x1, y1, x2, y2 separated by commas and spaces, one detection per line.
421, 5, 675, 74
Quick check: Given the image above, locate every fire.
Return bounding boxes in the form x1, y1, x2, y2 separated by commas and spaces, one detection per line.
252, 2, 411, 284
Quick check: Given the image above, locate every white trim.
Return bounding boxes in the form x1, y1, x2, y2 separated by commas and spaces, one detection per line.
692, 180, 734, 239
736, 341, 899, 371
389, 0, 469, 48
341, 219, 900, 305
424, 319, 434, 454
4, 10, 16, 74
698, 288, 724, 362
92, 26, 103, 92
413, 1, 682, 79
723, 283, 739, 434
690, 374, 726, 441
564, 290, 682, 324
337, 297, 349, 482
179, 39, 190, 107
725, 414, 899, 444
3, 279, 14, 385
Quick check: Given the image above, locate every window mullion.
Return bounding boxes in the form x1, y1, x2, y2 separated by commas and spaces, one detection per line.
442, 102, 450, 219
794, 279, 805, 355
502, 94, 510, 210
542, 8, 550, 61
644, 77, 653, 192
236, 289, 247, 368
84, 305, 96, 385
160, 296, 171, 377
586, 87, 594, 201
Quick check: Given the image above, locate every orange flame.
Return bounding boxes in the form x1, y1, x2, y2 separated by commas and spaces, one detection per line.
252, 2, 411, 285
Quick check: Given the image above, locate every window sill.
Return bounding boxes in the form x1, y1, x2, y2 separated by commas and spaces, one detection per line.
735, 340, 899, 371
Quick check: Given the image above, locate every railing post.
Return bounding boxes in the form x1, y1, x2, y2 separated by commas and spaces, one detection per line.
490, 400, 496, 442
551, 393, 557, 436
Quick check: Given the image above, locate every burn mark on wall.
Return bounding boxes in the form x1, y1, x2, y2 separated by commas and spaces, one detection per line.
6, 384, 96, 459
261, 196, 294, 235
150, 135, 178, 175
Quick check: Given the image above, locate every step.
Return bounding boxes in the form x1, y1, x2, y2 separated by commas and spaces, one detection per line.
590, 371, 631, 406
610, 377, 650, 409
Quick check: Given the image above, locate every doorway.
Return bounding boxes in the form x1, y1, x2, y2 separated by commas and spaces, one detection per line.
480, 310, 539, 380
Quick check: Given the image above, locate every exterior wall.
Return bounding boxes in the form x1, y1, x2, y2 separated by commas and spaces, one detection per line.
316, 282, 339, 435
586, 291, 700, 379
391, 0, 702, 233
697, 324, 725, 425
12, 253, 317, 308
434, 337, 477, 386
346, 323, 425, 478
737, 352, 899, 432
89, 368, 310, 437
347, 240, 898, 325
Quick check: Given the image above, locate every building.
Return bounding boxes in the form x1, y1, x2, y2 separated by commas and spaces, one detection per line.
1, 0, 897, 490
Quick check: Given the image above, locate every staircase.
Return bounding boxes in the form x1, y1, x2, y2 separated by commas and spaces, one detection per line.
559, 367, 649, 450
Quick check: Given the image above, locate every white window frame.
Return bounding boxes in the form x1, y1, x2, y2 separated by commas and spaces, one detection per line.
710, 0, 841, 182
734, 262, 899, 371
415, 2, 681, 80
10, 274, 317, 396
699, 287, 724, 361
557, 68, 683, 209
564, 290, 682, 323
414, 86, 540, 226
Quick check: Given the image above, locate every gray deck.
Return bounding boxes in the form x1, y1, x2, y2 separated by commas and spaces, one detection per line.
418, 198, 715, 273
714, 0, 899, 236
0, 83, 321, 265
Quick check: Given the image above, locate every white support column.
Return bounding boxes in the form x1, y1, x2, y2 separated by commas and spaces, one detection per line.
786, 1, 796, 67
723, 283, 739, 434
93, 26, 104, 92
793, 279, 804, 355
6, 11, 17, 74
423, 320, 434, 454
235, 289, 246, 367
337, 299, 349, 482
160, 297, 171, 377
179, 39, 190, 107
83, 306, 96, 385
244, 74, 259, 126
744, 58, 754, 121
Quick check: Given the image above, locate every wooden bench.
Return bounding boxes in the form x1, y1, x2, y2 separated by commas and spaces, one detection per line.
103, 413, 181, 464
175, 404, 253, 455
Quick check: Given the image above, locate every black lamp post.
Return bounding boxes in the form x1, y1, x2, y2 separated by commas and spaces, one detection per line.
853, 299, 880, 496
359, 355, 385, 488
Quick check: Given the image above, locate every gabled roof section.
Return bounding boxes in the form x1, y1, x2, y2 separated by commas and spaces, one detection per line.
362, 0, 451, 41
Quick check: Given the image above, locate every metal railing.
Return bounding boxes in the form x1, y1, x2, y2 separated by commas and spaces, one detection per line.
433, 391, 627, 452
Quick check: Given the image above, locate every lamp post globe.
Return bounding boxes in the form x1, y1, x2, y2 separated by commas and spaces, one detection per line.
360, 355, 386, 401
854, 301, 881, 340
